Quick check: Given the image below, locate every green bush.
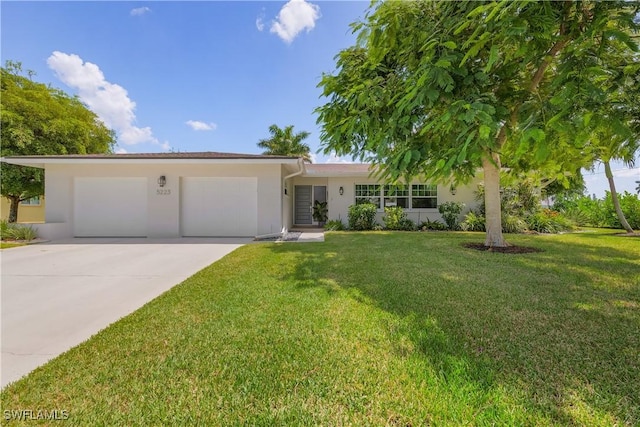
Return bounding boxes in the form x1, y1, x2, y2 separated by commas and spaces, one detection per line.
526, 209, 574, 234
324, 219, 345, 231
502, 214, 528, 234
419, 219, 447, 231
1, 222, 38, 241
604, 191, 640, 229
460, 212, 486, 232
348, 203, 378, 231
383, 206, 416, 230
438, 201, 464, 230
554, 191, 639, 229
382, 206, 404, 230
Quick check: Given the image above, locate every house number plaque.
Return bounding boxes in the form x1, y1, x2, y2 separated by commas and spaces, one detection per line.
156, 189, 171, 195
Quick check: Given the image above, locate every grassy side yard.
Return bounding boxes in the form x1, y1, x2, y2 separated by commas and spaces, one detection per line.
2, 232, 639, 425
0, 242, 26, 249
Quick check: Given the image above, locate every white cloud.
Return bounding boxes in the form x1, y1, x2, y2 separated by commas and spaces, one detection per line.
130, 7, 151, 16
47, 51, 159, 146
115, 147, 128, 154
270, 0, 321, 44
326, 153, 354, 164
613, 167, 640, 178
186, 120, 217, 131
160, 141, 171, 151
256, 9, 265, 31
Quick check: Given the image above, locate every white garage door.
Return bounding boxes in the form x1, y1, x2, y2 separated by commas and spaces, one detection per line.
181, 177, 258, 237
74, 177, 148, 237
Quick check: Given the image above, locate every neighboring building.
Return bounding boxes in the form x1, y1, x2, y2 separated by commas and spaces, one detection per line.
1, 152, 480, 240
0, 196, 46, 223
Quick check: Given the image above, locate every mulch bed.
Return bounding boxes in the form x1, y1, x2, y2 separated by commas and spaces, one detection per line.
463, 243, 543, 254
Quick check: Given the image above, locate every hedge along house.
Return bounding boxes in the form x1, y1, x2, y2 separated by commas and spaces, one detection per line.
2, 152, 481, 240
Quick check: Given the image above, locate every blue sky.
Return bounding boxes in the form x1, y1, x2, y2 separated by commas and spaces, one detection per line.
2, 1, 638, 197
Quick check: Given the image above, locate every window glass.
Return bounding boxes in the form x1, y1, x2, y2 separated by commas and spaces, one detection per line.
355, 184, 381, 208
411, 184, 437, 208
20, 196, 41, 206
384, 185, 409, 208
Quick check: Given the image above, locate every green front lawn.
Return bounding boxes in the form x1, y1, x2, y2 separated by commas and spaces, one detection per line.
2, 232, 639, 425
0, 242, 26, 249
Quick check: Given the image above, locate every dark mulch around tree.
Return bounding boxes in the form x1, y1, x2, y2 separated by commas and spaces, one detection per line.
463, 243, 544, 254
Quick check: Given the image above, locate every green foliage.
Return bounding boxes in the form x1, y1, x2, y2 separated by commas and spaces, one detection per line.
316, 0, 639, 245
324, 219, 345, 231
437, 201, 464, 230
501, 214, 528, 234
0, 221, 38, 241
526, 210, 574, 234
312, 200, 328, 223
554, 192, 640, 229
348, 203, 377, 231
419, 219, 447, 231
1, 61, 116, 221
382, 206, 415, 231
460, 212, 486, 232
257, 124, 312, 162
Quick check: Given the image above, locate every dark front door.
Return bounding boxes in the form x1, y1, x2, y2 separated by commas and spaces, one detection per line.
295, 185, 313, 225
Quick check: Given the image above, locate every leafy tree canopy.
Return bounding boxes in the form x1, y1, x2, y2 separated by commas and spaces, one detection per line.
1, 61, 116, 221
316, 0, 639, 246
257, 124, 312, 163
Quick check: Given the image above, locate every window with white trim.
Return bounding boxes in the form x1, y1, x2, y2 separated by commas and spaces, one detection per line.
355, 184, 381, 208
411, 184, 437, 208
384, 185, 409, 208
20, 196, 41, 206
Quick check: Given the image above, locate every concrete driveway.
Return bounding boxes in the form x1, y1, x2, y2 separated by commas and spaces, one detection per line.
1, 237, 250, 388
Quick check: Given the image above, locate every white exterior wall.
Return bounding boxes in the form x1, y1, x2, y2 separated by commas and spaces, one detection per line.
42, 163, 283, 238
310, 176, 483, 227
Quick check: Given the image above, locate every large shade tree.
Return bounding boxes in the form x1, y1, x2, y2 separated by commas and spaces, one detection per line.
316, 0, 639, 246
1, 61, 115, 222
257, 124, 312, 163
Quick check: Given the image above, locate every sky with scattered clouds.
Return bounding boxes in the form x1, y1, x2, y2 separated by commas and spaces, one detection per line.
1, 1, 638, 196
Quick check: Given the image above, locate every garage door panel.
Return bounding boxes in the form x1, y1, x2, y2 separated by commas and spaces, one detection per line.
74, 178, 148, 237
181, 177, 257, 237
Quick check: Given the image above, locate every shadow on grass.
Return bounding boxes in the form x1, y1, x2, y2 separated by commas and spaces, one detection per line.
267, 231, 640, 425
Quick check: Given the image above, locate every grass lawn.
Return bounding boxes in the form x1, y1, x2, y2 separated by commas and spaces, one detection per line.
1, 231, 639, 425
0, 242, 26, 249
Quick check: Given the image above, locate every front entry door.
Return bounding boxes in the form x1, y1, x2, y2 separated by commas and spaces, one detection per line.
295, 185, 313, 225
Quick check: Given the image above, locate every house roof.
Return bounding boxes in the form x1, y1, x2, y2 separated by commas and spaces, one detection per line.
1, 151, 301, 168
304, 163, 374, 177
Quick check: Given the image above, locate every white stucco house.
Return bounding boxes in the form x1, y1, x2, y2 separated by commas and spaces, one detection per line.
2, 152, 481, 239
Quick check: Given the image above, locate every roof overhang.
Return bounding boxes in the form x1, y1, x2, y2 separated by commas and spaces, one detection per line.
1, 156, 301, 169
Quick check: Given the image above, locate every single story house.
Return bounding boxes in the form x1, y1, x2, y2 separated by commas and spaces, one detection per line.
1, 152, 481, 240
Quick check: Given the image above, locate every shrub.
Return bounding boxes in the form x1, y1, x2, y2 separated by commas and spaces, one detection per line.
383, 206, 407, 230
502, 214, 528, 234
438, 201, 464, 230
460, 212, 485, 232
526, 209, 574, 234
348, 203, 377, 231
419, 219, 447, 231
1, 223, 38, 241
0, 220, 9, 239
324, 219, 345, 231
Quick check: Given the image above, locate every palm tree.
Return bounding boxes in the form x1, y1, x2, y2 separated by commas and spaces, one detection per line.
257, 124, 312, 163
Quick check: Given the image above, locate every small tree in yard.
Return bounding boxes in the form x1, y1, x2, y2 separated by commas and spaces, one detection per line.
316, 0, 640, 247
1, 61, 115, 222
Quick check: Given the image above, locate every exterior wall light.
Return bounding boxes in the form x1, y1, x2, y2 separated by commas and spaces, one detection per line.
339, 186, 344, 196
449, 185, 457, 196
158, 175, 167, 187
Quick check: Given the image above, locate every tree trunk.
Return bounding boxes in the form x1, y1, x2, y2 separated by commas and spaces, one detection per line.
604, 160, 634, 233
482, 154, 508, 247
7, 195, 20, 223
